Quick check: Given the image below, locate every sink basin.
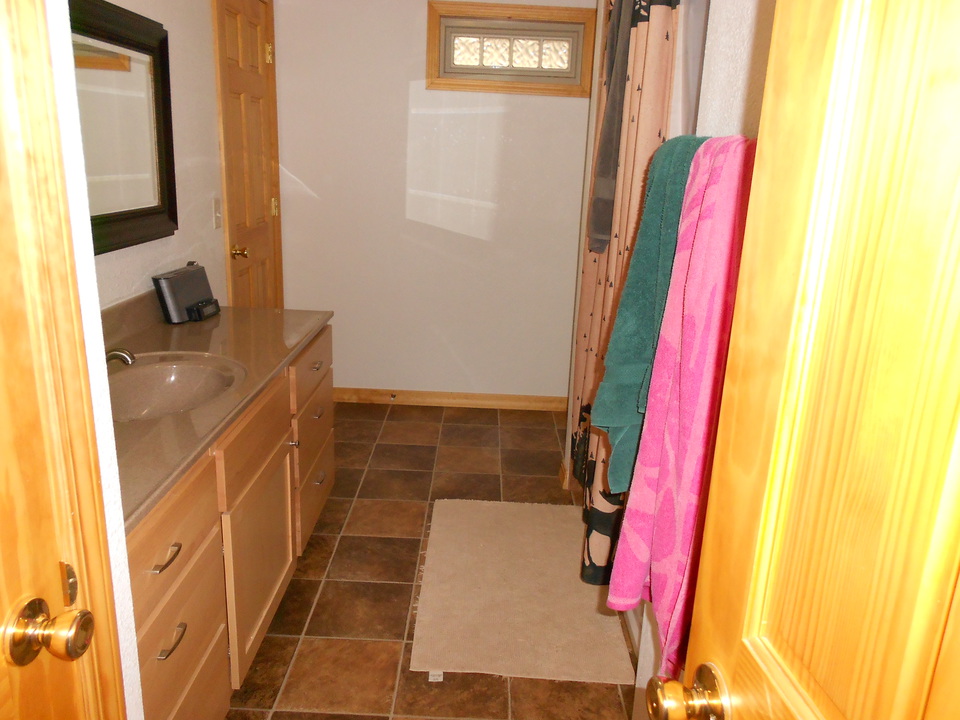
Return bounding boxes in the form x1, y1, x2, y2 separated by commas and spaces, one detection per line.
109, 352, 247, 422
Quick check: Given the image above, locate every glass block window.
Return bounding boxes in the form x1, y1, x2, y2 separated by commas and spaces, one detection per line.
453, 36, 481, 66
483, 37, 510, 67
427, 2, 596, 98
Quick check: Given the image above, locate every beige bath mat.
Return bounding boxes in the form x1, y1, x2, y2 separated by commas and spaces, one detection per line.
410, 500, 635, 684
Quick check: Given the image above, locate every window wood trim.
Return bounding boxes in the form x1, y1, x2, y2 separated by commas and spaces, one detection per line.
426, 1, 597, 98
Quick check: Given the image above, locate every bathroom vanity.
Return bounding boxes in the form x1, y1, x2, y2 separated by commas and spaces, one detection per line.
106, 295, 334, 720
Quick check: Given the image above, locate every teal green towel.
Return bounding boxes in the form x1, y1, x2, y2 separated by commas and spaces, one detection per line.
592, 136, 709, 494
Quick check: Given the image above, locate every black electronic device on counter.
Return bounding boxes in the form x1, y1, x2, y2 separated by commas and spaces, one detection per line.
152, 262, 221, 324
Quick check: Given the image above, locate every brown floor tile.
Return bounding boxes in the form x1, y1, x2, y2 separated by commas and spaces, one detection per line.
228, 403, 627, 720
406, 586, 420, 641
442, 406, 499, 425
499, 409, 556, 427
226, 710, 270, 720
343, 499, 427, 538
327, 536, 421, 582
335, 402, 389, 422
359, 469, 433, 501
439, 424, 500, 447
394, 644, 509, 718
268, 578, 321, 635
500, 448, 562, 476
306, 581, 412, 640
500, 426, 561, 451
274, 713, 383, 720
369, 444, 437, 471
378, 422, 441, 445
230, 635, 299, 709
330, 468, 363, 498
510, 678, 627, 720
386, 404, 445, 422
501, 475, 574, 505
335, 442, 374, 469
431, 473, 501, 502
314, 497, 352, 534
435, 446, 500, 474
335, 420, 383, 443
276, 638, 402, 715
273, 713, 381, 720
293, 534, 337, 579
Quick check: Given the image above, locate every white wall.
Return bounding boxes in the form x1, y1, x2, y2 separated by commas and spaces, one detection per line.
696, 0, 777, 138
91, 0, 226, 308
668, 0, 710, 138
276, 0, 593, 397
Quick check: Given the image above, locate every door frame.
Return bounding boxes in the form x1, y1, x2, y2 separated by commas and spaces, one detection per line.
1, 0, 127, 717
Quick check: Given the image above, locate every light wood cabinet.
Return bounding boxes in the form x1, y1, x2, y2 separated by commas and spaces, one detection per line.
289, 324, 333, 411
289, 325, 335, 554
215, 374, 296, 688
126, 455, 230, 720
129, 321, 334, 703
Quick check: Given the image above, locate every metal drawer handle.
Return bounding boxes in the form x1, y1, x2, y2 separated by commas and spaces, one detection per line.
314, 470, 327, 486
313, 407, 325, 420
150, 543, 182, 574
157, 622, 187, 661
288, 440, 300, 447
311, 360, 325, 372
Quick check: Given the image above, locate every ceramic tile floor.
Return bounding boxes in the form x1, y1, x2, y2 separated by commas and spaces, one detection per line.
225, 403, 636, 720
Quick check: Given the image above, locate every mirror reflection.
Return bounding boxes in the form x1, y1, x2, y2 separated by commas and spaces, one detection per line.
73, 35, 160, 215
69, 0, 177, 255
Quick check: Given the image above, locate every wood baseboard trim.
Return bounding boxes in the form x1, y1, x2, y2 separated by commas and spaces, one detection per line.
333, 387, 567, 412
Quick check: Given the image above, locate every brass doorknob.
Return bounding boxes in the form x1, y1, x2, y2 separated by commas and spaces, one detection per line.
231, 245, 249, 258
4, 598, 95, 666
646, 664, 727, 720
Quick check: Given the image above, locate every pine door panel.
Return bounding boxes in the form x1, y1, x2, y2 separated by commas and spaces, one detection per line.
215, 0, 282, 308
686, 2, 960, 720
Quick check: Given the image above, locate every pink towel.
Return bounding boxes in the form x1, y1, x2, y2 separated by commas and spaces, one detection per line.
606, 136, 756, 677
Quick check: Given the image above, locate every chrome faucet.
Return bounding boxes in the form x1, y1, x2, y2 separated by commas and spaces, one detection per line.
106, 348, 136, 365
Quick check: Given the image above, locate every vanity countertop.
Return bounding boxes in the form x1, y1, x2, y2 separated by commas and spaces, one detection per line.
110, 305, 333, 531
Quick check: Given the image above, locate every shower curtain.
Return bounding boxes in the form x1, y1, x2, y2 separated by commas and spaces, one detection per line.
569, 0, 680, 584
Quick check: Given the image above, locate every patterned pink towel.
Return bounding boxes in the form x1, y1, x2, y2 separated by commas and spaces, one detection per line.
606, 136, 757, 677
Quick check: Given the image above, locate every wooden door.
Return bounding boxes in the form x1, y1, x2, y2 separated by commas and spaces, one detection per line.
683, 1, 960, 718
0, 2, 125, 719
213, 0, 284, 308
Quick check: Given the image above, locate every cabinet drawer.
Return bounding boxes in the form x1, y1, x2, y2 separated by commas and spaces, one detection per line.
169, 624, 230, 720
138, 526, 227, 720
296, 430, 334, 554
289, 325, 332, 413
293, 368, 334, 481
127, 454, 219, 625
216, 374, 291, 510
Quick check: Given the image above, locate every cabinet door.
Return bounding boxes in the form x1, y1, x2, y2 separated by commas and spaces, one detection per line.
217, 375, 291, 510
221, 434, 295, 687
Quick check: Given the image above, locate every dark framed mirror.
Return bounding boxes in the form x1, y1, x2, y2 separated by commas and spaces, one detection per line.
70, 0, 177, 255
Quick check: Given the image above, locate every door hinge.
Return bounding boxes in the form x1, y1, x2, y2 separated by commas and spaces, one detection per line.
265, 42, 274, 64
271, 197, 279, 217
